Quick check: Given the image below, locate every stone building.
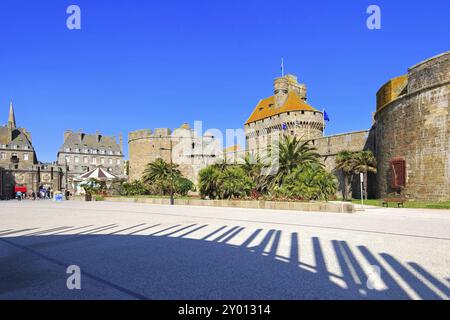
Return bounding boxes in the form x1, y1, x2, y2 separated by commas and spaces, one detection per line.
128, 123, 221, 183
244, 74, 324, 156
243, 52, 449, 201
373, 51, 449, 200
0, 103, 64, 198
243, 73, 369, 198
57, 130, 125, 192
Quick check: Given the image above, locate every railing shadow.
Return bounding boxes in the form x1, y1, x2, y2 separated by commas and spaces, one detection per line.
0, 224, 448, 300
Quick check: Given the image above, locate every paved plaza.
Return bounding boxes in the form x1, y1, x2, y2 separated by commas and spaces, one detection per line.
0, 200, 449, 299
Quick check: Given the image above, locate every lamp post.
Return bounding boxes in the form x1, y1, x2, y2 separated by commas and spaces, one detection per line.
160, 139, 174, 205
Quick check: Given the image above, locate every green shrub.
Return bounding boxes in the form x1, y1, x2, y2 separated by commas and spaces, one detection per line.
94, 195, 105, 201
198, 166, 221, 199
174, 176, 195, 196
278, 164, 337, 201
217, 166, 254, 199
122, 180, 150, 196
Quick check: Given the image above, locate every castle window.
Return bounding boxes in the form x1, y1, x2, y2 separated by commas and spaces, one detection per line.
192, 142, 195, 149
301, 111, 305, 114
12, 145, 18, 149
108, 158, 113, 165
101, 158, 105, 165
287, 112, 290, 116
116, 159, 121, 165
83, 157, 88, 164
65, 147, 70, 152
23, 153, 29, 161
1, 152, 6, 159
65, 156, 70, 163
74, 156, 79, 163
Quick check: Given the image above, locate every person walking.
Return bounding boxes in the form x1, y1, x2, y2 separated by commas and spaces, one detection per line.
16, 191, 22, 201
31, 191, 36, 200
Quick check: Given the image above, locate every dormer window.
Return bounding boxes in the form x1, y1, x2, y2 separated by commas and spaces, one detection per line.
65, 148, 71, 152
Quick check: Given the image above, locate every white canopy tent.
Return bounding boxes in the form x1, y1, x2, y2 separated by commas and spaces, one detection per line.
73, 167, 120, 195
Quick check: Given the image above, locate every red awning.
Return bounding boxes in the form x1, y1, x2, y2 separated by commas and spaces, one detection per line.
15, 185, 27, 193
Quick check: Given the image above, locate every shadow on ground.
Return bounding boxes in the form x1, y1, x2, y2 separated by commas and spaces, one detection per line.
0, 224, 448, 300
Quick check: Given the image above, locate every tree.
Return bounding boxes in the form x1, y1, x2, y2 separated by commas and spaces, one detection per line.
142, 158, 181, 195
278, 164, 337, 201
174, 176, 195, 196
122, 180, 149, 196
335, 150, 356, 201
198, 166, 221, 199
217, 166, 254, 199
267, 135, 322, 191
239, 154, 268, 194
353, 150, 377, 200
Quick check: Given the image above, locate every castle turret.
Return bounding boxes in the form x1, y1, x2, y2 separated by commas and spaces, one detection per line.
274, 74, 307, 108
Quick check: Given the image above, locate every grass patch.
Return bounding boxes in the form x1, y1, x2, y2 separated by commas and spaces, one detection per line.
349, 199, 450, 209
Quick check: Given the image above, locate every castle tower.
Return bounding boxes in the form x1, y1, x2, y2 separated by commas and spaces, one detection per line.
374, 51, 450, 200
7, 101, 16, 129
245, 73, 323, 156
274, 74, 307, 108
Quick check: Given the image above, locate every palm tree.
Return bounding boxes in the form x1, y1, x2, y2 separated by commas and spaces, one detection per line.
239, 154, 268, 193
268, 135, 322, 191
353, 150, 377, 200
142, 158, 181, 194
198, 166, 221, 199
335, 150, 356, 201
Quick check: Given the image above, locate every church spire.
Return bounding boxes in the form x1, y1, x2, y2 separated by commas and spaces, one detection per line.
8, 101, 16, 128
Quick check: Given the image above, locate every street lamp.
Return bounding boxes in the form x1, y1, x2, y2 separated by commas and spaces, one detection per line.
160, 139, 174, 205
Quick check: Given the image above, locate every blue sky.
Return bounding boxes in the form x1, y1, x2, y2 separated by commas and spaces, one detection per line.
0, 0, 449, 162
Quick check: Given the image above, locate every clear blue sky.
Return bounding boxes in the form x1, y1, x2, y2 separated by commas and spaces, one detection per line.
0, 0, 449, 162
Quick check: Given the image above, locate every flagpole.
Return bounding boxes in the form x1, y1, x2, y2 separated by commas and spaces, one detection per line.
281, 58, 284, 77
322, 109, 325, 137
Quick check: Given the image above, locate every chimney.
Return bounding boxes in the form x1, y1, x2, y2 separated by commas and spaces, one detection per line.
119, 133, 123, 152
95, 130, 101, 142
64, 130, 73, 142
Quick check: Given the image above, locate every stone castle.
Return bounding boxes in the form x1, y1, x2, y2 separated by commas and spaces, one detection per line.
244, 51, 449, 201
244, 74, 324, 156
373, 51, 449, 200
1, 51, 447, 201
128, 124, 221, 183
127, 51, 449, 201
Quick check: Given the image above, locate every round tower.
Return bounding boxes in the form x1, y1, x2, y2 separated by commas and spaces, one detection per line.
274, 76, 289, 108
374, 51, 450, 200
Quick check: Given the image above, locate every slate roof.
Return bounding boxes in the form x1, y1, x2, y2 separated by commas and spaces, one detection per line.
60, 131, 121, 153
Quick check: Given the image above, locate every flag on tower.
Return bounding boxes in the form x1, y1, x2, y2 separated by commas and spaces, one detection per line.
323, 110, 330, 122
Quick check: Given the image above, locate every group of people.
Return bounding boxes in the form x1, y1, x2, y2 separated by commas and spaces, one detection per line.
15, 189, 53, 201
